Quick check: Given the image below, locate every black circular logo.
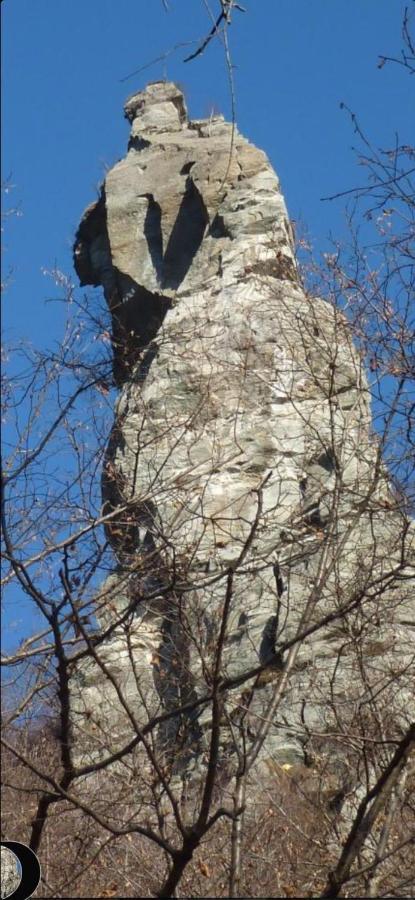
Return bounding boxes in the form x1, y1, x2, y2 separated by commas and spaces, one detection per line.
1, 842, 40, 900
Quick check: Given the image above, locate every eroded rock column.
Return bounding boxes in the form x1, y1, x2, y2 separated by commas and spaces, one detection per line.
71, 83, 414, 792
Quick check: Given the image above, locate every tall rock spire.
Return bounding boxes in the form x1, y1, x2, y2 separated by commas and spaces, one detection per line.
71, 83, 413, 807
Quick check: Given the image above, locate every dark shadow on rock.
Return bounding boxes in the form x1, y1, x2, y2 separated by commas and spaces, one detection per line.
143, 194, 163, 282
136, 341, 159, 382
155, 611, 204, 773
259, 615, 278, 665
74, 176, 210, 385
316, 449, 337, 473
111, 270, 171, 385
209, 212, 231, 239
127, 135, 151, 152
162, 177, 208, 289
73, 191, 109, 287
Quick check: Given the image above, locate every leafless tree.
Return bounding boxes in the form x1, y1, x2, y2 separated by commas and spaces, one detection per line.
2, 4, 414, 899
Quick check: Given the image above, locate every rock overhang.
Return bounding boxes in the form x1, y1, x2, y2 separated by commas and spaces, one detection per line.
73, 81, 296, 383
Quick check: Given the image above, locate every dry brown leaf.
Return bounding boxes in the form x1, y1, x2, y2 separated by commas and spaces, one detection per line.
198, 860, 210, 877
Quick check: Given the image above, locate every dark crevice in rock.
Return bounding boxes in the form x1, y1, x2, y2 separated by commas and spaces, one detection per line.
135, 341, 159, 382
316, 449, 337, 473
259, 615, 282, 667
209, 213, 232, 239
127, 136, 151, 152
111, 271, 171, 385
155, 613, 203, 771
303, 504, 323, 529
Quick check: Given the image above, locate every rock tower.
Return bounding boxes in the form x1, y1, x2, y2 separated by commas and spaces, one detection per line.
71, 83, 413, 802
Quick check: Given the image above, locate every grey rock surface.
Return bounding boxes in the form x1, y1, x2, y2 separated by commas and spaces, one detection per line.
71, 83, 414, 794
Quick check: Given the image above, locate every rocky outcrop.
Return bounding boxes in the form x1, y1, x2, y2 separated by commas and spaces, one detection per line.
71, 83, 414, 801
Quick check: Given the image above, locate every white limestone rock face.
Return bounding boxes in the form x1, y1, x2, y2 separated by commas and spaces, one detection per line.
71, 83, 414, 789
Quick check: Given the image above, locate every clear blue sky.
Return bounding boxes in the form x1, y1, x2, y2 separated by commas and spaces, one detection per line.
1, 0, 413, 651
2, 0, 412, 346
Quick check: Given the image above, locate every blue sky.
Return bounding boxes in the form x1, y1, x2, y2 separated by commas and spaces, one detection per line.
1, 0, 413, 651
2, 0, 412, 346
